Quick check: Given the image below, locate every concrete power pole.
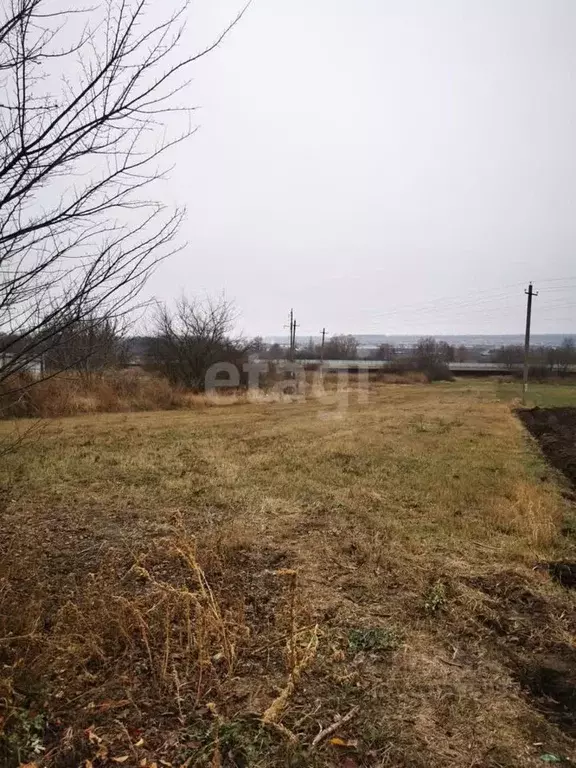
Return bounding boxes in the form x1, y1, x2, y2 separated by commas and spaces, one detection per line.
286, 309, 295, 362
320, 328, 326, 361
522, 282, 538, 404
292, 317, 298, 359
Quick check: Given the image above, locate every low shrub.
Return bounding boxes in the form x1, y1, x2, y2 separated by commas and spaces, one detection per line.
422, 362, 454, 382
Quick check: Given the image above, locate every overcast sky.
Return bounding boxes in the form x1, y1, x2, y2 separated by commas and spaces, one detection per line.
145, 0, 576, 337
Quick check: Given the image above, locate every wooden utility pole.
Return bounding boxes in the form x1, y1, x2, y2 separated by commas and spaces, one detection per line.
522, 282, 538, 404
320, 328, 326, 361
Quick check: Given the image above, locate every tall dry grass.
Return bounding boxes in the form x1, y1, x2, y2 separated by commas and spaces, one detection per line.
489, 479, 564, 548
0, 367, 408, 419
0, 528, 251, 766
0, 370, 219, 418
375, 371, 428, 384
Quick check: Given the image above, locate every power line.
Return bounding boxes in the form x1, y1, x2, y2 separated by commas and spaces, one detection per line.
353, 277, 576, 321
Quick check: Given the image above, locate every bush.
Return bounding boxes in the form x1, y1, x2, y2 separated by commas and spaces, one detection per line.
423, 362, 454, 382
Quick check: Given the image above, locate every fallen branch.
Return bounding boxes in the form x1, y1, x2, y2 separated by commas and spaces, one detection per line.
438, 656, 465, 669
310, 706, 360, 749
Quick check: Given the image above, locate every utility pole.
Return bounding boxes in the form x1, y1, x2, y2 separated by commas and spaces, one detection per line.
284, 309, 299, 361
320, 327, 326, 361
292, 317, 298, 359
285, 309, 294, 362
522, 282, 538, 404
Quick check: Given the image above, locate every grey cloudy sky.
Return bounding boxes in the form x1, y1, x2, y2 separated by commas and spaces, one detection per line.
146, 0, 576, 337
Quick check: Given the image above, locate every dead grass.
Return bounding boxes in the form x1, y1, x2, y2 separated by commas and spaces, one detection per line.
0, 370, 192, 418
0, 380, 575, 767
0, 368, 367, 419
374, 370, 428, 384
488, 479, 564, 548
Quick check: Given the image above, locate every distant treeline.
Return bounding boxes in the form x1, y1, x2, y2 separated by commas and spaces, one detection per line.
3, 294, 575, 409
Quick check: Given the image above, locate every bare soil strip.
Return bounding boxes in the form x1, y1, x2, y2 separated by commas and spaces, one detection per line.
518, 407, 576, 492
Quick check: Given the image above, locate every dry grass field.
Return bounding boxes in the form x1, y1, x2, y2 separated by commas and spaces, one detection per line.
1, 379, 576, 767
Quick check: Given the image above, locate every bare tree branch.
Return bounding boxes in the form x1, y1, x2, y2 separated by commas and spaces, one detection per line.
0, 0, 246, 411
147, 295, 247, 390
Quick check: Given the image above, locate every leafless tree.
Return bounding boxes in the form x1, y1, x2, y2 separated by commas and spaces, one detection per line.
414, 337, 455, 366
374, 342, 395, 361
557, 337, 576, 375
413, 337, 454, 380
294, 336, 318, 360
147, 295, 248, 389
43, 314, 127, 377
539, 337, 576, 375
414, 337, 438, 368
248, 336, 268, 355
265, 342, 285, 361
0, 0, 247, 400
490, 345, 524, 369
437, 341, 455, 363
324, 334, 358, 360
455, 344, 469, 363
